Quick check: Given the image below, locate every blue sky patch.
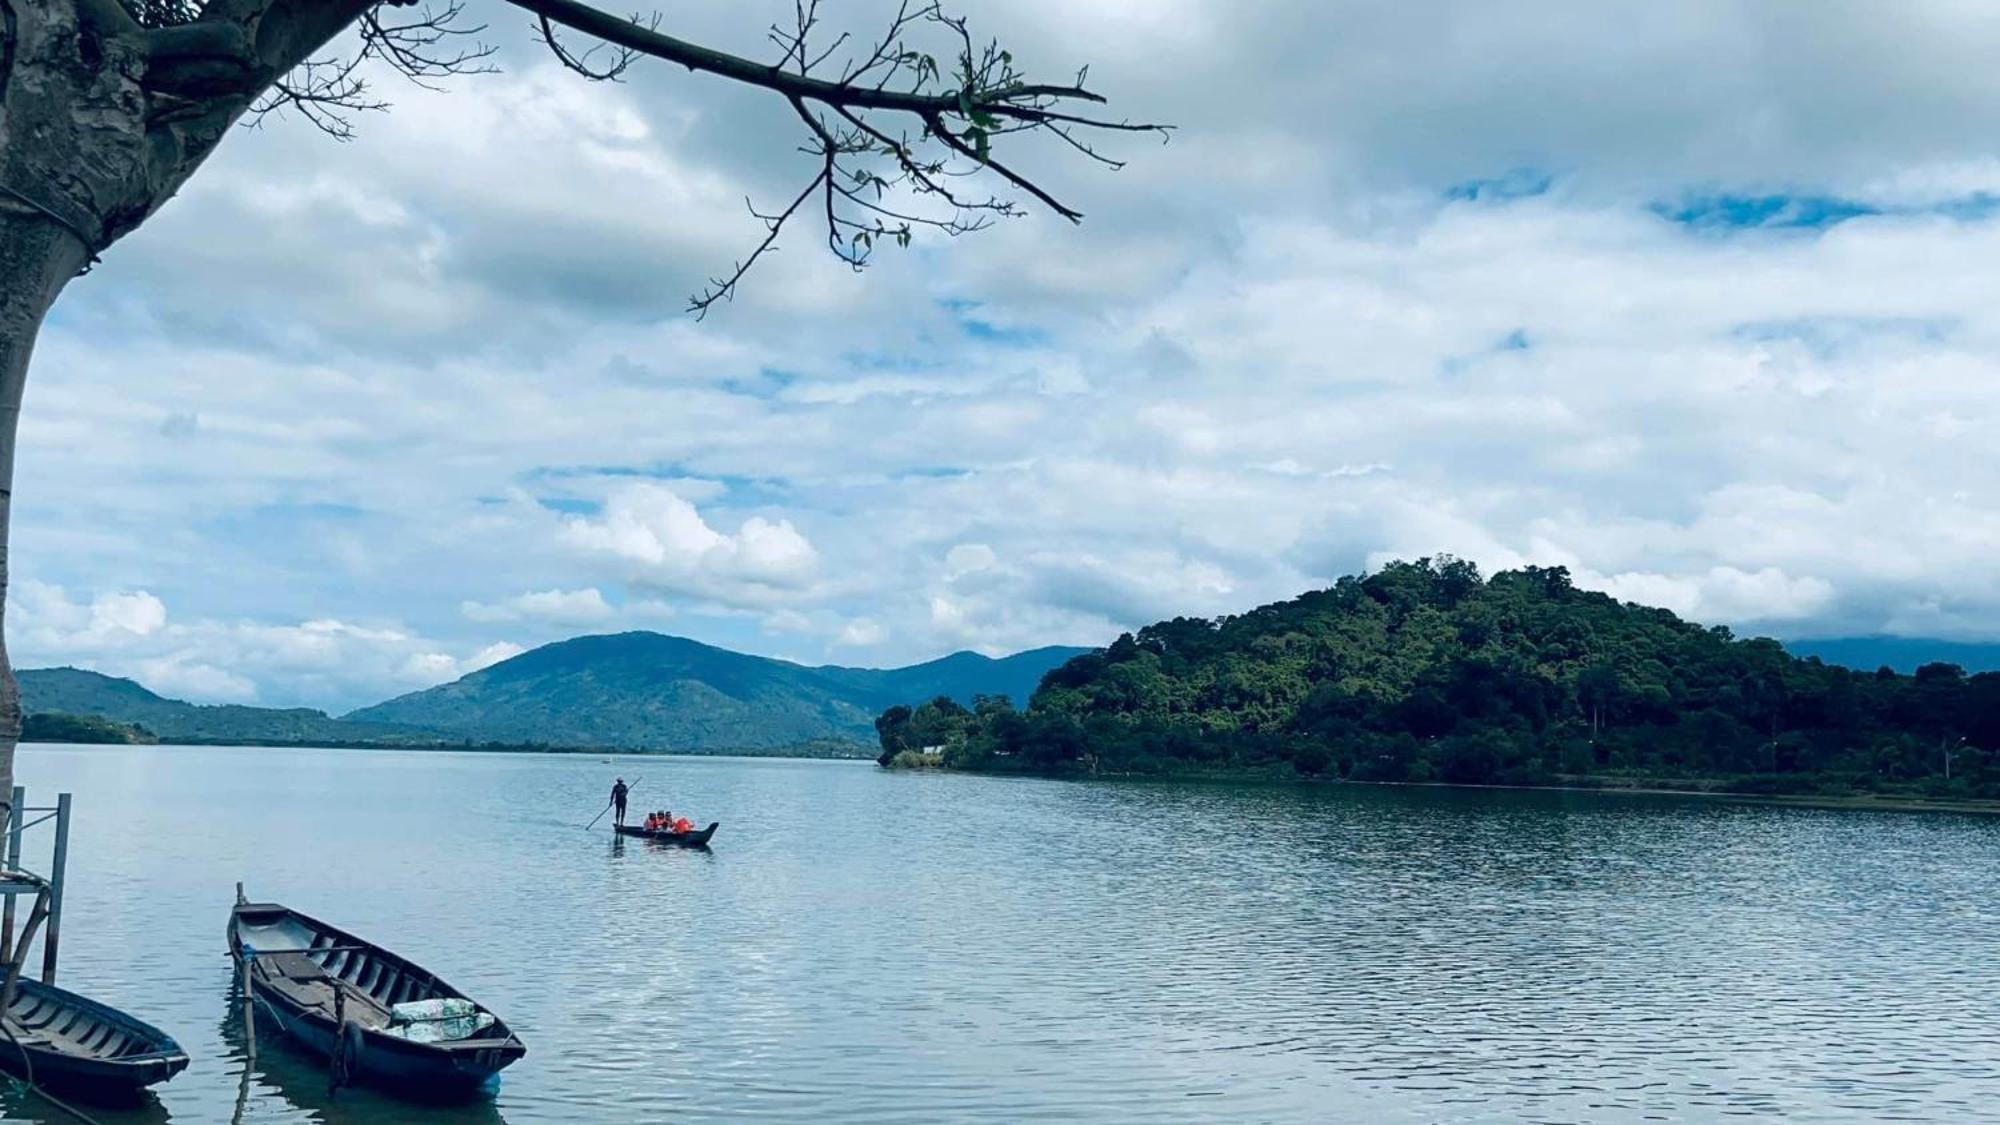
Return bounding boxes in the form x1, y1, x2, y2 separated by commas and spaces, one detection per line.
1444, 169, 1554, 203
1653, 193, 1879, 231
1442, 329, 1533, 377
938, 297, 1047, 347
536, 497, 602, 515
1732, 316, 1952, 359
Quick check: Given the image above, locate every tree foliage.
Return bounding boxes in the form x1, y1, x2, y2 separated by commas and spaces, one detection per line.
878, 557, 2000, 798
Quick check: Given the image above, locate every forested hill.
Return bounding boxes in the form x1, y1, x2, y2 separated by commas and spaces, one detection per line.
877, 559, 2000, 798
17, 667, 428, 745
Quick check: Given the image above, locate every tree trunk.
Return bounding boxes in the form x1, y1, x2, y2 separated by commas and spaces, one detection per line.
0, 0, 374, 833
0, 210, 90, 832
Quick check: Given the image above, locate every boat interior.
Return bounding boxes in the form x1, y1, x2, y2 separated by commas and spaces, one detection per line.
3, 980, 178, 1062
235, 907, 509, 1045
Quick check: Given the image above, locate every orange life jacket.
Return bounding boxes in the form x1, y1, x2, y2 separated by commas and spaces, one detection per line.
673, 818, 693, 833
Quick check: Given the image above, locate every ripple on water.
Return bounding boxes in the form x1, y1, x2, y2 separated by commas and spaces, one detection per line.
5, 748, 2000, 1123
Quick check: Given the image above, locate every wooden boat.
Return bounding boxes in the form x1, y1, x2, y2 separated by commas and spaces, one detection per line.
614, 821, 719, 847
0, 977, 189, 1097
227, 890, 524, 1095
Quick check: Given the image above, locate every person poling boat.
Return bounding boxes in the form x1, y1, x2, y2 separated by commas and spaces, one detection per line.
586, 776, 642, 830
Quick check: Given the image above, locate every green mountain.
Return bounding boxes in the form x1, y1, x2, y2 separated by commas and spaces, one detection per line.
879, 558, 2000, 798
344, 632, 1089, 751
20, 637, 1088, 753
17, 667, 428, 745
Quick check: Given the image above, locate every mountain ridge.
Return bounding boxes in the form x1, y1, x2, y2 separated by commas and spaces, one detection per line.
345, 631, 1088, 750
18, 633, 1089, 753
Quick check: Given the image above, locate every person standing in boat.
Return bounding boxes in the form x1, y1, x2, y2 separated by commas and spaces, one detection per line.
611, 778, 630, 827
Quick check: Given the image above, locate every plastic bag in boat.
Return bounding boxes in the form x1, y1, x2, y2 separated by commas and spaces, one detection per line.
382, 997, 495, 1043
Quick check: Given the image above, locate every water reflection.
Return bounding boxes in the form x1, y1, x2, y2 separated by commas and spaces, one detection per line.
216, 1003, 510, 1125
0, 1085, 171, 1125
608, 834, 717, 860
9, 746, 2000, 1123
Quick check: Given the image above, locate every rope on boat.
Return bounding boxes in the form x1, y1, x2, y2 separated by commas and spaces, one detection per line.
331, 1018, 365, 1096
239, 947, 366, 1100
0, 1018, 107, 1125
328, 983, 357, 1096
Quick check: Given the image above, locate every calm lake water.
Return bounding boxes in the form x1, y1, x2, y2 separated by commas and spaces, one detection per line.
3, 745, 1999, 1123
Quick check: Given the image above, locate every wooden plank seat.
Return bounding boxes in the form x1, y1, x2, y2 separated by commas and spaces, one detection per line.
253, 951, 389, 1028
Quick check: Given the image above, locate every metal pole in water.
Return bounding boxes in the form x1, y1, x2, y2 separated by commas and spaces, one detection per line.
1, 785, 22, 956
40, 793, 70, 985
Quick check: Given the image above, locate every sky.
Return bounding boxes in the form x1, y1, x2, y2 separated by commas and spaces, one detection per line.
13, 0, 2000, 711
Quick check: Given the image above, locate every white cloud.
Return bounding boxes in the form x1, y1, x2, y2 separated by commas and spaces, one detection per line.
90, 591, 168, 637
17, 1, 2000, 700
461, 587, 615, 625
1585, 567, 1837, 625
135, 656, 259, 704
562, 483, 820, 604
465, 641, 528, 671
8, 585, 524, 710
835, 618, 887, 648
11, 583, 170, 652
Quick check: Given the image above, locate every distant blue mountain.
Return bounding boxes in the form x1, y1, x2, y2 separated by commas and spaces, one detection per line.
344, 632, 1092, 751
1784, 636, 2000, 675
23, 636, 1092, 754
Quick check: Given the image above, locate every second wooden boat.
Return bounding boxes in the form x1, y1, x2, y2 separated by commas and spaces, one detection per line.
614, 821, 719, 846
227, 889, 524, 1095
0, 977, 189, 1097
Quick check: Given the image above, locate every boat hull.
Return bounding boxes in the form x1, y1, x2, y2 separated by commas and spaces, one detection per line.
228, 897, 525, 1097
1, 978, 189, 1099
614, 821, 719, 846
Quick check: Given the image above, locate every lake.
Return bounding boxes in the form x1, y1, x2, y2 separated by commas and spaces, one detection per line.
3, 745, 1998, 1123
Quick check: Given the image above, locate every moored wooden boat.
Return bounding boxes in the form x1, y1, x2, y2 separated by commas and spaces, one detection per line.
614, 821, 719, 847
0, 977, 189, 1097
227, 890, 524, 1095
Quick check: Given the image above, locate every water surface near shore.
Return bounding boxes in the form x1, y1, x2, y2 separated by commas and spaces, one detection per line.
5, 744, 1998, 1122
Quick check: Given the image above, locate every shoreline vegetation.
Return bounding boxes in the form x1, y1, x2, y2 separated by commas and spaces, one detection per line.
877, 558, 2000, 814
27, 712, 1998, 815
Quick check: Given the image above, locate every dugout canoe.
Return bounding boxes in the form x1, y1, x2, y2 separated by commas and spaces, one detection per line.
227, 889, 525, 1095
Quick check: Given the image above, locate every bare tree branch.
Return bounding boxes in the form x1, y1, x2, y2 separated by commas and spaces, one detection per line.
124, 0, 1166, 311
537, 11, 639, 81
234, 1, 494, 136
689, 177, 823, 318
503, 0, 1165, 311
363, 2, 496, 88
